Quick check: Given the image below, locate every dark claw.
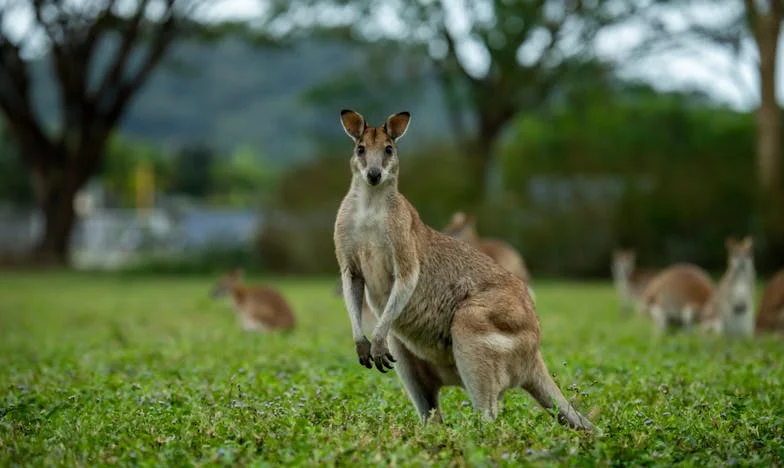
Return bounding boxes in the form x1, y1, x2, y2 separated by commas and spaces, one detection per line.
387, 353, 396, 363
375, 359, 388, 373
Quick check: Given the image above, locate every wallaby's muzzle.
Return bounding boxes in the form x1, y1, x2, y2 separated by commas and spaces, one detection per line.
367, 168, 382, 186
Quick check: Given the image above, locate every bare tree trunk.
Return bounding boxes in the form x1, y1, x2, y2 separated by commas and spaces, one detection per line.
757, 33, 781, 192
31, 166, 80, 265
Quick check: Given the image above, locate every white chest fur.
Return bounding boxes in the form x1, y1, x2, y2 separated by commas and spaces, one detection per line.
348, 194, 395, 305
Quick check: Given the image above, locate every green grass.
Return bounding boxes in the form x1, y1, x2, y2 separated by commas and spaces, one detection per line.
1, 273, 782, 466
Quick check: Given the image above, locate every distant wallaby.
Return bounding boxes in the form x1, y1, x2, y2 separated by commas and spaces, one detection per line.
701, 237, 756, 337
210, 269, 296, 332
611, 249, 657, 316
334, 109, 593, 430
757, 269, 784, 334
640, 263, 714, 335
443, 212, 531, 283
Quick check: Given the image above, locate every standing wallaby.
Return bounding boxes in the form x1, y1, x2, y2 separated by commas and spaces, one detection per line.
701, 237, 756, 337
210, 269, 296, 332
333, 109, 593, 430
757, 269, 784, 334
640, 263, 714, 335
443, 212, 531, 283
611, 249, 657, 316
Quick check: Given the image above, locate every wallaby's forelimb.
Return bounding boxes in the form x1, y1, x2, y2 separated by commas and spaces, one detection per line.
341, 268, 372, 368
370, 255, 418, 372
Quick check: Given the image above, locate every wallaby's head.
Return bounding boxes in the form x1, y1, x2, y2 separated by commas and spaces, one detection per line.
210, 268, 243, 299
443, 212, 477, 241
340, 109, 411, 188
725, 236, 754, 274
611, 249, 636, 277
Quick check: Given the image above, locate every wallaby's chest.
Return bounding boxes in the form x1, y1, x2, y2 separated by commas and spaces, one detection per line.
347, 203, 395, 296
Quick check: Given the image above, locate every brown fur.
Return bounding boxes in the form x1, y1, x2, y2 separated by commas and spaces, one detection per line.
757, 269, 784, 333
701, 237, 756, 337
641, 263, 714, 334
443, 212, 531, 282
211, 269, 295, 332
611, 249, 658, 316
334, 110, 593, 430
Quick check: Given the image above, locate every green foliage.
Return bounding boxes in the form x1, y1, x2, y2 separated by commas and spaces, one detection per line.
170, 143, 217, 199
102, 135, 173, 207
211, 145, 280, 206
495, 86, 761, 276
1, 274, 782, 465
0, 130, 33, 204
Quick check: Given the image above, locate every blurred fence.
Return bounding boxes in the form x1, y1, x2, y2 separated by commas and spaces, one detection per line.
0, 205, 41, 255
0, 205, 260, 270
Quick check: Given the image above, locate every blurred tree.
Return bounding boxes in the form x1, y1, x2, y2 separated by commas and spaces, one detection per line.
0, 0, 244, 264
169, 142, 215, 198
211, 145, 279, 206
272, 0, 646, 202
0, 123, 34, 204
745, 0, 782, 193
101, 135, 171, 207
654, 0, 784, 267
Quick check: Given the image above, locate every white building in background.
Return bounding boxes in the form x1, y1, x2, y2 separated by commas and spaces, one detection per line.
0, 182, 262, 270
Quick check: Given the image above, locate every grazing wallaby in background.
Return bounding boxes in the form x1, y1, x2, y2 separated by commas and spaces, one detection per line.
640, 263, 714, 335
757, 269, 784, 334
210, 269, 296, 332
701, 237, 756, 338
443, 212, 531, 283
611, 249, 657, 316
334, 109, 593, 430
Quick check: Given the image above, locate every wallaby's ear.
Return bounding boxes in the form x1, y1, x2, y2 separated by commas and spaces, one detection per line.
385, 111, 411, 142
451, 211, 466, 224
464, 214, 476, 226
340, 109, 366, 142
229, 268, 244, 279
742, 235, 754, 250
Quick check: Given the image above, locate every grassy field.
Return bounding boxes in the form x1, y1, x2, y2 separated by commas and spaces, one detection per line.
0, 272, 782, 466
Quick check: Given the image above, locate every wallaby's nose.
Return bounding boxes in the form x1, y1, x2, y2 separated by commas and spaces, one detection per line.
367, 168, 381, 186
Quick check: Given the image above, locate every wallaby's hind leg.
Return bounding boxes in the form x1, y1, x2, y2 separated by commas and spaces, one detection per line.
451, 314, 509, 420
650, 304, 669, 337
388, 336, 443, 423
453, 346, 502, 420
523, 353, 594, 431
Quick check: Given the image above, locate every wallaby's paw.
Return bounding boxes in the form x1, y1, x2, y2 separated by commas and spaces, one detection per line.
370, 337, 396, 373
355, 337, 373, 369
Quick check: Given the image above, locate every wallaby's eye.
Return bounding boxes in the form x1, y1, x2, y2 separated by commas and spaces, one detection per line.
357, 145, 365, 156
385, 145, 393, 155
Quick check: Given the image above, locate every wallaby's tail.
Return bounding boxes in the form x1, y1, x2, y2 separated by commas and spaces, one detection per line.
524, 352, 595, 432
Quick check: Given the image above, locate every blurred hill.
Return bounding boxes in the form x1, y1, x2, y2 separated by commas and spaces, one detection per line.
31, 39, 451, 164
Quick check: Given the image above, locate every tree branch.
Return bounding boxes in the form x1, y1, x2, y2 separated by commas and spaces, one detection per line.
93, 0, 151, 104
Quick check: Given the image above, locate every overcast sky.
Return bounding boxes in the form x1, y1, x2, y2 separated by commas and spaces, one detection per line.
1, 0, 779, 111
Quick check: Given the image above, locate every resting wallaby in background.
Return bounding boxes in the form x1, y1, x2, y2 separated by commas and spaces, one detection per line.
701, 237, 756, 337
640, 263, 714, 335
210, 269, 296, 332
611, 249, 657, 316
757, 269, 784, 334
443, 212, 531, 283
334, 109, 593, 430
